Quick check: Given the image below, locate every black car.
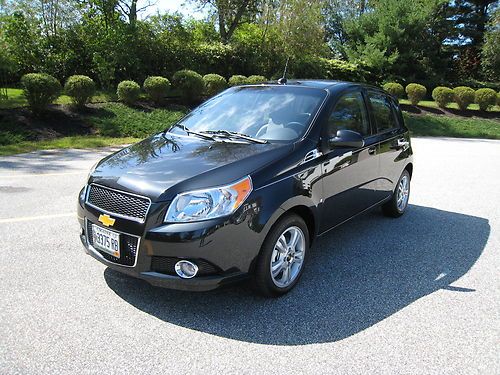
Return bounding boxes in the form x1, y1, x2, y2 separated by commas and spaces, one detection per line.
78, 80, 413, 297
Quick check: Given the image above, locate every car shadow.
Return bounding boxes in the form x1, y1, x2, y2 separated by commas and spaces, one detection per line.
104, 204, 489, 345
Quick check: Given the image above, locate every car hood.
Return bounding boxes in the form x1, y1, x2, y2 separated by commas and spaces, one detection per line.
89, 132, 292, 202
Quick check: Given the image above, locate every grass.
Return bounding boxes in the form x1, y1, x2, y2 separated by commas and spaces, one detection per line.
404, 113, 500, 139
0, 136, 140, 156
0, 88, 119, 109
399, 99, 500, 112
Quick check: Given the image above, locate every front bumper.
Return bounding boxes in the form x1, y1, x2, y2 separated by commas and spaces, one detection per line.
77, 187, 263, 291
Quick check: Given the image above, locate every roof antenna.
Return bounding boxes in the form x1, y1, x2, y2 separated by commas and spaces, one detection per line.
278, 57, 289, 85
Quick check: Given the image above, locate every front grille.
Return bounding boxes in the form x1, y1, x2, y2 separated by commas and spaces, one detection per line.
87, 184, 150, 221
151, 256, 220, 276
86, 220, 139, 266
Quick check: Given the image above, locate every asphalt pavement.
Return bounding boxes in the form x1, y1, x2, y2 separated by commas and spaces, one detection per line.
0, 138, 499, 374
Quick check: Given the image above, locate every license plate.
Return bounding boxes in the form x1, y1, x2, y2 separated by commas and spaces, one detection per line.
92, 224, 120, 258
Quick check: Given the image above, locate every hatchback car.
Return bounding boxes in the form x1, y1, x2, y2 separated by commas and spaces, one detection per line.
78, 80, 413, 297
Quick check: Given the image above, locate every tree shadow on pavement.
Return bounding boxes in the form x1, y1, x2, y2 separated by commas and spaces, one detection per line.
104, 204, 489, 345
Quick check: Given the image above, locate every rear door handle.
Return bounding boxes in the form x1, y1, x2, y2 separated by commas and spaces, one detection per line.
368, 146, 376, 155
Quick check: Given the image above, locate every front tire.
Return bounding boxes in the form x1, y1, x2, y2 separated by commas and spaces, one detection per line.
382, 169, 411, 217
252, 214, 309, 297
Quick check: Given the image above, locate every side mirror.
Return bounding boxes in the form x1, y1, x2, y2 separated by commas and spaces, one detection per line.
329, 129, 364, 148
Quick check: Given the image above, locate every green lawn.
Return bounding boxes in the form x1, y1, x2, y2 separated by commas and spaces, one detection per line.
0, 136, 140, 156
404, 113, 500, 139
399, 99, 500, 112
0, 88, 118, 109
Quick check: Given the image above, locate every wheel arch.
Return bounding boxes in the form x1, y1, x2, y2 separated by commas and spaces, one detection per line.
404, 162, 413, 178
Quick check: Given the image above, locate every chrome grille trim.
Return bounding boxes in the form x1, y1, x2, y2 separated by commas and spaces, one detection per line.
85, 183, 151, 223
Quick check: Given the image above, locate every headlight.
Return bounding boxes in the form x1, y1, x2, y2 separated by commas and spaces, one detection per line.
165, 176, 252, 223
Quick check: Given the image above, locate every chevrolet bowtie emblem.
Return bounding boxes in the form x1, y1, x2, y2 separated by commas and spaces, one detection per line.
98, 214, 115, 227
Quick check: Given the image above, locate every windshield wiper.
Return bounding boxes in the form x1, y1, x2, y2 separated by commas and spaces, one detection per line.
201, 130, 268, 144
170, 123, 218, 141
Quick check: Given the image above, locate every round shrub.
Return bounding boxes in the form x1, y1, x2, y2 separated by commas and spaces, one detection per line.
432, 86, 454, 108
453, 86, 475, 111
405, 83, 426, 106
203, 74, 227, 96
117, 80, 141, 105
64, 75, 96, 108
228, 75, 248, 86
143, 76, 170, 104
246, 75, 267, 84
21, 73, 61, 113
172, 70, 204, 102
474, 88, 497, 111
383, 82, 404, 99
497, 92, 500, 106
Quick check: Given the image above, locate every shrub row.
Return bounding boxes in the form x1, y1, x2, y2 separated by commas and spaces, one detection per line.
383, 81, 499, 111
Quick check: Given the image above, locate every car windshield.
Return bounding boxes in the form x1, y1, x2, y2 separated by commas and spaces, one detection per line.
171, 86, 327, 142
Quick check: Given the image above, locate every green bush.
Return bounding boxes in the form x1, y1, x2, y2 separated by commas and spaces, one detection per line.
383, 82, 404, 99
432, 86, 454, 108
117, 80, 141, 105
246, 75, 267, 84
453, 86, 475, 111
143, 76, 170, 104
497, 92, 500, 106
228, 75, 248, 86
172, 70, 204, 102
21, 73, 61, 113
474, 88, 497, 111
64, 75, 96, 108
203, 74, 227, 96
405, 83, 427, 105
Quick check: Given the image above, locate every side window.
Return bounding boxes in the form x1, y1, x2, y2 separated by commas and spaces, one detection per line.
328, 91, 370, 137
367, 92, 398, 133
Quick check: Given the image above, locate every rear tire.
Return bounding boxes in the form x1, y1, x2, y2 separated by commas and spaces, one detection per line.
252, 214, 309, 297
382, 169, 411, 218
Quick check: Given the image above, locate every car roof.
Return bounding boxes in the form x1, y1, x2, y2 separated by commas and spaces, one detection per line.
257, 80, 384, 94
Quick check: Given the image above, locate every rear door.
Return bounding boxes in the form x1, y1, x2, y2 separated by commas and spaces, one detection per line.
319, 89, 380, 233
365, 90, 409, 200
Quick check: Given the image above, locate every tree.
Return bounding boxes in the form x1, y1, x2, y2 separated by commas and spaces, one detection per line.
192, 0, 260, 43
481, 8, 500, 81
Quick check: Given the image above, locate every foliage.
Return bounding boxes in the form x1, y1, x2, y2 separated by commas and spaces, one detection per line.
474, 88, 497, 111
481, 9, 500, 82
143, 76, 171, 104
246, 75, 267, 84
228, 75, 248, 86
405, 83, 427, 106
383, 82, 404, 98
117, 80, 141, 104
64, 75, 96, 108
172, 69, 204, 102
431, 86, 454, 108
21, 73, 61, 113
203, 74, 227, 96
453, 86, 475, 110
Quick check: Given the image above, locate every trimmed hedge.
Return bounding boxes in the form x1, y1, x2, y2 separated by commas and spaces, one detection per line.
432, 86, 454, 108
203, 74, 227, 96
246, 75, 267, 84
64, 75, 96, 108
453, 86, 475, 111
405, 83, 427, 106
383, 82, 404, 98
474, 88, 497, 111
228, 75, 248, 86
21, 73, 61, 113
172, 69, 204, 102
117, 80, 141, 105
143, 76, 170, 104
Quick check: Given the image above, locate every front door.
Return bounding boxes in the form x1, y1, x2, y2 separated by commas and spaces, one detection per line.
319, 89, 380, 233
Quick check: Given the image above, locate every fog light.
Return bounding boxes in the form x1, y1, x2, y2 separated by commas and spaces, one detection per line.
175, 260, 198, 279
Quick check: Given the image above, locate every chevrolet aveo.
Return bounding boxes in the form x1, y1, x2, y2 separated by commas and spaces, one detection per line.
78, 80, 413, 297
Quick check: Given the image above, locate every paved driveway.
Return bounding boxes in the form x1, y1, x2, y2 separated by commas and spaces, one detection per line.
0, 138, 498, 374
